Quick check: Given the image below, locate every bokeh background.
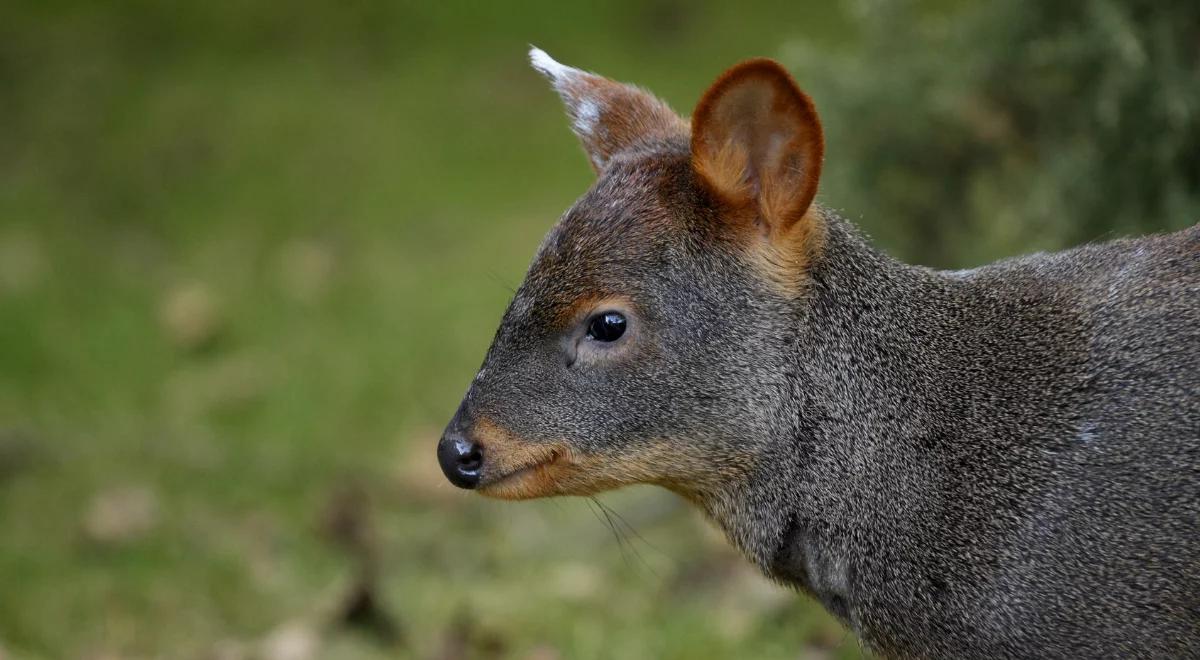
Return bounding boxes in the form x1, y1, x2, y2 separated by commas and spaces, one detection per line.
1, 1, 1196, 658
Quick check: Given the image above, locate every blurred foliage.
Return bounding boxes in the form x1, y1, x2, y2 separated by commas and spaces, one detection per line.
789, 0, 1200, 267
0, 0, 1194, 659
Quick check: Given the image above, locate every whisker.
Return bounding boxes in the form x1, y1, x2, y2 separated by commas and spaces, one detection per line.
484, 269, 518, 296
593, 498, 660, 579
597, 500, 637, 571
585, 497, 630, 566
594, 499, 671, 562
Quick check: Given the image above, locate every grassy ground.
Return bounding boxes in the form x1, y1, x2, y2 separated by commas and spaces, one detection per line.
0, 2, 871, 658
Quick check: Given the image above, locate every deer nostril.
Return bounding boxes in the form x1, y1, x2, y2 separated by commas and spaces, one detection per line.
437, 431, 484, 489
458, 445, 483, 472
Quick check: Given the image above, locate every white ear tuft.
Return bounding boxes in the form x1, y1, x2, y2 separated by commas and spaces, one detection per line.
528, 46, 581, 88
527, 46, 686, 174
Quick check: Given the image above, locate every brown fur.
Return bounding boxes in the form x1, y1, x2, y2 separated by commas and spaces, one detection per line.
472, 417, 568, 499
691, 59, 826, 289
691, 59, 824, 230
552, 295, 633, 330
557, 75, 687, 173
476, 432, 754, 502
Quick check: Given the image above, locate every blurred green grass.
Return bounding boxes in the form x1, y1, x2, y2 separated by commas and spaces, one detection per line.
6, 0, 1194, 657
0, 1, 863, 658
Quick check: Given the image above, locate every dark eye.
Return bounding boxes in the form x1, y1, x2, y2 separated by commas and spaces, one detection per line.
586, 311, 627, 342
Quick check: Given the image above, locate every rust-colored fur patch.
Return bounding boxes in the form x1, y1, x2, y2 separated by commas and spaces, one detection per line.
748, 205, 828, 295
690, 59, 826, 293
692, 137, 754, 208
472, 417, 568, 500
474, 416, 756, 501
578, 78, 687, 173
532, 48, 689, 172
551, 295, 634, 331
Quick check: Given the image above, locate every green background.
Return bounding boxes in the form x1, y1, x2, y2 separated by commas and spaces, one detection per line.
1, 1, 1195, 658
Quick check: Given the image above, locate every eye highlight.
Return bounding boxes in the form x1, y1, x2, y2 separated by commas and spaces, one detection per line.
585, 311, 627, 342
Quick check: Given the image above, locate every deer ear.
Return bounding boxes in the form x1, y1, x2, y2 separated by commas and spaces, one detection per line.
530, 47, 687, 173
691, 59, 824, 241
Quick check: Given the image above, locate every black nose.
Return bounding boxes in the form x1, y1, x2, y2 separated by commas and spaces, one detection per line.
437, 429, 483, 489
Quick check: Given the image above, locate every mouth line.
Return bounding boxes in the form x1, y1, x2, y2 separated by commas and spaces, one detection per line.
478, 449, 565, 491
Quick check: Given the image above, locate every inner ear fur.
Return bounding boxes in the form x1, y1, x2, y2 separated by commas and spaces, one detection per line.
691, 59, 825, 244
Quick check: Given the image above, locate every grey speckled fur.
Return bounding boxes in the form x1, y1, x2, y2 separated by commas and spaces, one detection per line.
728, 215, 1200, 658
452, 56, 1200, 658
467, 147, 1199, 656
